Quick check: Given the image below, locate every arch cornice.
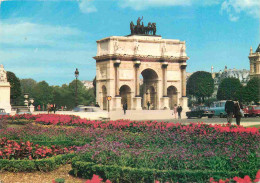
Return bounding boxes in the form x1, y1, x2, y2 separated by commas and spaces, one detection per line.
94, 54, 189, 63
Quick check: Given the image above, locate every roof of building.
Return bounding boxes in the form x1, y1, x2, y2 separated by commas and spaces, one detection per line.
256, 44, 260, 53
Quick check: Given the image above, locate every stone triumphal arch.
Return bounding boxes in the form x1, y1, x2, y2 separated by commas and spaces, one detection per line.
94, 27, 189, 111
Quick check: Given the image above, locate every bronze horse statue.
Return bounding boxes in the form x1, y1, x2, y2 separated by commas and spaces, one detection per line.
130, 18, 157, 35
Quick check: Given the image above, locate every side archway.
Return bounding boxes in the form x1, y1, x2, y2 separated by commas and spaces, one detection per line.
167, 86, 177, 109
101, 85, 107, 110
119, 85, 131, 110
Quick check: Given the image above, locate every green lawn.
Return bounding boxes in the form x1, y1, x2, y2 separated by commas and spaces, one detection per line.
246, 124, 260, 128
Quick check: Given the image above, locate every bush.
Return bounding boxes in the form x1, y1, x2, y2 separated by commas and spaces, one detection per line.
71, 159, 240, 183
0, 153, 75, 172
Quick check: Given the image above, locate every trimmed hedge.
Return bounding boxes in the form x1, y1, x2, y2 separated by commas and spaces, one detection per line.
12, 140, 86, 147
0, 153, 75, 172
7, 119, 33, 125
71, 159, 241, 183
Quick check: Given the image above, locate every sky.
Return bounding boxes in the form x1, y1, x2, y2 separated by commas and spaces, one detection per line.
0, 0, 259, 86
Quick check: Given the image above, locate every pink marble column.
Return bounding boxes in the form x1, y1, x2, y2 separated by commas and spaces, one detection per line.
180, 64, 187, 97
114, 60, 121, 96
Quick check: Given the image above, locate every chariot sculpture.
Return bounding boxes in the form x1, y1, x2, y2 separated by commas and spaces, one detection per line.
130, 17, 157, 35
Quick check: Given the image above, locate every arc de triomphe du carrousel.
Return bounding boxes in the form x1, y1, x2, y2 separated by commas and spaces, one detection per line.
94, 18, 189, 111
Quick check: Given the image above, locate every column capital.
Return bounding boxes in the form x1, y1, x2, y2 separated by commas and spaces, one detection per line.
180, 64, 187, 70
161, 61, 168, 68
114, 59, 121, 67
134, 60, 141, 67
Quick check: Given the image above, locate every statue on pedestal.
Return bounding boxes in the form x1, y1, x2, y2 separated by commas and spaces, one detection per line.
0, 64, 11, 114
0, 64, 7, 83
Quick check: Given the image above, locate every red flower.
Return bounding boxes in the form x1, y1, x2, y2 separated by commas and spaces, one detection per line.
254, 170, 260, 183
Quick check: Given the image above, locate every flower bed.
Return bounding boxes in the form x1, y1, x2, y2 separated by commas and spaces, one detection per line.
0, 125, 99, 146
70, 123, 259, 182
0, 137, 76, 160
0, 137, 77, 172
1, 114, 259, 181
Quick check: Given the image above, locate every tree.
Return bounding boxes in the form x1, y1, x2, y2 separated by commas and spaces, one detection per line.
68, 80, 95, 108
7, 71, 21, 105
243, 77, 260, 104
20, 78, 37, 96
32, 81, 53, 108
93, 77, 96, 97
187, 71, 214, 103
217, 77, 243, 101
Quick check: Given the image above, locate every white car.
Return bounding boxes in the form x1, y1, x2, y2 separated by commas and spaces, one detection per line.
72, 106, 109, 120
55, 106, 109, 120
57, 106, 109, 120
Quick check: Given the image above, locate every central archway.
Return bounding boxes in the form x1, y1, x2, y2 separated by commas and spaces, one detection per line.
140, 69, 158, 110
119, 85, 131, 110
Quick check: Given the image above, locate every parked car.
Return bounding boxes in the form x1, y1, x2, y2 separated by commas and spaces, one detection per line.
209, 101, 227, 118
186, 106, 215, 119
242, 106, 249, 117
71, 106, 109, 120
0, 108, 8, 115
247, 105, 260, 117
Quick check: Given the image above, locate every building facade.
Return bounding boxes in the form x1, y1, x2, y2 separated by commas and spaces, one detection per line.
211, 66, 250, 98
81, 80, 94, 89
94, 35, 189, 111
249, 44, 260, 79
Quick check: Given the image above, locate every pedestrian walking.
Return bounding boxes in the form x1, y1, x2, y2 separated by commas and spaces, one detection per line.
172, 104, 177, 119
123, 102, 127, 115
147, 101, 150, 110
53, 104, 56, 114
47, 103, 51, 114
177, 104, 182, 119
225, 100, 234, 124
233, 101, 243, 126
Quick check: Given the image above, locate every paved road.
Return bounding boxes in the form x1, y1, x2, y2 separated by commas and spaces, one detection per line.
144, 117, 260, 127
157, 116, 260, 123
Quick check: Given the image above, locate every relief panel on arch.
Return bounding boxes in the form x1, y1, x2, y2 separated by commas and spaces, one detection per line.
167, 71, 180, 81
99, 67, 107, 79
119, 69, 134, 80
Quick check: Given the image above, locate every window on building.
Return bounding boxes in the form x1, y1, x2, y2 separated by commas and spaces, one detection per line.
254, 63, 257, 73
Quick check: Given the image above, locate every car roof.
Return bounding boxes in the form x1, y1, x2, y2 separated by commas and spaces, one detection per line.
78, 106, 99, 109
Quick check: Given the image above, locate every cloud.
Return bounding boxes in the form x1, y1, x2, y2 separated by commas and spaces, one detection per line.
117, 0, 222, 10
0, 21, 96, 85
0, 21, 90, 49
79, 0, 97, 13
221, 0, 260, 21
116, 0, 259, 21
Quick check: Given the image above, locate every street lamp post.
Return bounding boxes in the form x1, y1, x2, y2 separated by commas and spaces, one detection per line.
75, 68, 79, 107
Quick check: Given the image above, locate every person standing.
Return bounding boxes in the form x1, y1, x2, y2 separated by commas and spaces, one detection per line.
177, 104, 182, 119
225, 100, 234, 124
95, 102, 100, 107
123, 102, 127, 115
172, 104, 177, 119
47, 103, 51, 114
233, 101, 242, 126
53, 104, 56, 114
147, 101, 150, 110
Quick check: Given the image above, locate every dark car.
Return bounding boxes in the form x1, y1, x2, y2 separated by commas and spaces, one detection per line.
186, 106, 215, 119
0, 108, 8, 115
